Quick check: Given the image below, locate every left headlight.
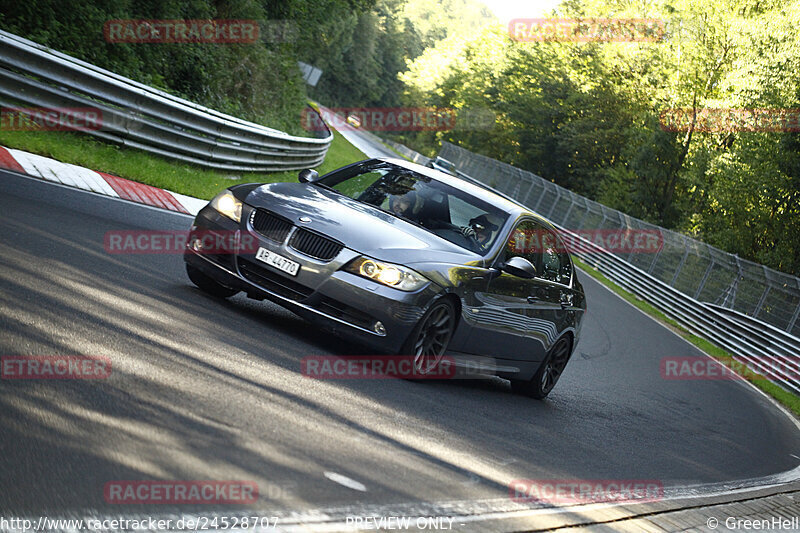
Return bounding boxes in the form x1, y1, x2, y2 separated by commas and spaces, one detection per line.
345, 256, 429, 292
209, 190, 242, 223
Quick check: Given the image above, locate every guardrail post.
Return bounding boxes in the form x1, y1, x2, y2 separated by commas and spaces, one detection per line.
719, 255, 744, 309
561, 193, 575, 227
647, 248, 661, 274
694, 258, 715, 299
521, 178, 536, 205
752, 266, 772, 318
753, 285, 771, 318
574, 198, 591, 230
788, 302, 800, 333
547, 187, 563, 220
510, 168, 523, 198
670, 237, 690, 286
533, 183, 548, 212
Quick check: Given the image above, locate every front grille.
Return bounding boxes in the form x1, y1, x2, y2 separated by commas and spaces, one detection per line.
238, 258, 314, 301
251, 209, 292, 243
289, 229, 343, 261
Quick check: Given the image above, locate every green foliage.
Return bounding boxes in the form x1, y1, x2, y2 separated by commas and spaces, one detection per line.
0, 0, 379, 135
304, 0, 496, 108
399, 0, 800, 276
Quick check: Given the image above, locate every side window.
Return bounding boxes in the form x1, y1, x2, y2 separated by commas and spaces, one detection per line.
505, 220, 541, 267
505, 220, 572, 285
539, 228, 572, 284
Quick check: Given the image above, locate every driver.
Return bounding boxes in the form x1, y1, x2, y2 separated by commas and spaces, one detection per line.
389, 191, 418, 219
461, 214, 500, 251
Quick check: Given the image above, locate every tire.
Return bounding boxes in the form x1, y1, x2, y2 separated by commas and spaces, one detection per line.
511, 336, 572, 399
186, 263, 239, 298
400, 298, 456, 377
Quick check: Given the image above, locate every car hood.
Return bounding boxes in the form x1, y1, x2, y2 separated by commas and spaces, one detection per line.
245, 182, 481, 265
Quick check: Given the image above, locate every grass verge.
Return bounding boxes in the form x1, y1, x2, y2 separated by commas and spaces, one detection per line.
4, 126, 796, 417
573, 256, 800, 418
0, 128, 367, 201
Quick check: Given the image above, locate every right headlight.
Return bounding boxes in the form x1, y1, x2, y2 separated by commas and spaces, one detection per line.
344, 256, 429, 292
209, 190, 242, 223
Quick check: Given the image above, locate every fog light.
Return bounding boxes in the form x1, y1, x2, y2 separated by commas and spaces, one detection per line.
191, 236, 203, 252
373, 321, 386, 335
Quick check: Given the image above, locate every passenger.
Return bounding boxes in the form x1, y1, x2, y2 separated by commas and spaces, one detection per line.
389, 191, 418, 219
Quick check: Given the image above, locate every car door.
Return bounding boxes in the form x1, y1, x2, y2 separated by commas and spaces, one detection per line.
463, 219, 546, 361
521, 222, 577, 357
463, 218, 576, 362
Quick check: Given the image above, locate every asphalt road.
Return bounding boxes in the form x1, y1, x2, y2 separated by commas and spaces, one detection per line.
317, 106, 398, 159
0, 170, 798, 525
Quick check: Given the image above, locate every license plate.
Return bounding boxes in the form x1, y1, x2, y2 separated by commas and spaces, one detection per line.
254, 247, 300, 276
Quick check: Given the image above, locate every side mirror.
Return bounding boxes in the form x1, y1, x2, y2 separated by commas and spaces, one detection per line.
501, 256, 537, 279
298, 169, 320, 183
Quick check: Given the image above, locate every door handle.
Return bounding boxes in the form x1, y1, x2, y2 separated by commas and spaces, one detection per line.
560, 292, 574, 309
527, 296, 539, 304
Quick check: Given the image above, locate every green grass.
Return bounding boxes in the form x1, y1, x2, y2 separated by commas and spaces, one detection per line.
4, 124, 797, 416
0, 128, 367, 200
573, 257, 800, 418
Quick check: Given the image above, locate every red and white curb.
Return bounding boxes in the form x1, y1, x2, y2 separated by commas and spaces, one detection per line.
0, 145, 206, 215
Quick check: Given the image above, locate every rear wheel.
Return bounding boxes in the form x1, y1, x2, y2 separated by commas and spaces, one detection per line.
186, 263, 239, 298
400, 298, 456, 376
512, 336, 572, 399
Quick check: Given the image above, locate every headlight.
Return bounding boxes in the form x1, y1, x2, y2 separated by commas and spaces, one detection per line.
209, 190, 242, 223
345, 257, 429, 292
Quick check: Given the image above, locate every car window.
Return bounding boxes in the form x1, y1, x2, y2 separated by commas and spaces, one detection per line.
331, 169, 387, 199
505, 220, 572, 285
321, 162, 509, 254
448, 195, 483, 227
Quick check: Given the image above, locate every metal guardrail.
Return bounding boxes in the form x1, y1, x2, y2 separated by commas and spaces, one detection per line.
441, 143, 800, 340
0, 29, 332, 172
444, 145, 800, 395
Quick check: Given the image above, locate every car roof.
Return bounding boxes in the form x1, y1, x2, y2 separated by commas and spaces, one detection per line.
377, 157, 553, 229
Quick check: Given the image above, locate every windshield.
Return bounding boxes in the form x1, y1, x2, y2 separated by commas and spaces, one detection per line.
320, 162, 508, 254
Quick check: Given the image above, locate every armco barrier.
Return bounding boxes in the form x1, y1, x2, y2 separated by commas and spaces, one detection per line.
441, 142, 800, 395
0, 29, 331, 172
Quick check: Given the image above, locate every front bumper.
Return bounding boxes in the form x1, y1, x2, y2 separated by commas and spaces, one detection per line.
184, 205, 441, 354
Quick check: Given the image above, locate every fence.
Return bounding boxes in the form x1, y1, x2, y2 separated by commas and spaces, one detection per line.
440, 142, 800, 340
0, 29, 331, 172
436, 142, 800, 394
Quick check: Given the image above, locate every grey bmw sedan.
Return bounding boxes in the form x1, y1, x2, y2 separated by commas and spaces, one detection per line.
184, 158, 586, 398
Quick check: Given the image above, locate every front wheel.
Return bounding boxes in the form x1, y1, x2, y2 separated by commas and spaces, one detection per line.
511, 336, 572, 399
186, 263, 239, 298
400, 298, 456, 376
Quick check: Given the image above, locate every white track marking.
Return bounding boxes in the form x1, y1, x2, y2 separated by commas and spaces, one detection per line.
324, 472, 368, 492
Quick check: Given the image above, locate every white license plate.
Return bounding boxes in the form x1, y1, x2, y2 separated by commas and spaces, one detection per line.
254, 247, 300, 276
